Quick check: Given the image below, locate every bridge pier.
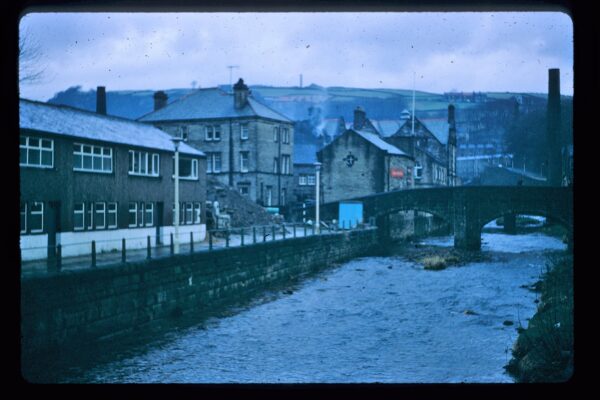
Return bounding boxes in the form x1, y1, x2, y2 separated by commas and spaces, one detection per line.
454, 205, 482, 250
503, 213, 517, 234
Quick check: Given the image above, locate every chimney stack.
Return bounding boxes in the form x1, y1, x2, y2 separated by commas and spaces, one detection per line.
153, 91, 168, 111
233, 78, 250, 109
547, 68, 562, 186
96, 86, 106, 115
353, 106, 366, 130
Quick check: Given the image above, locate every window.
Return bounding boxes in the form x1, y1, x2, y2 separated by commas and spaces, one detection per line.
238, 184, 250, 196
145, 202, 154, 226
174, 157, 199, 179
129, 150, 160, 176
138, 202, 145, 227
95, 202, 106, 229
282, 128, 290, 144
73, 143, 112, 173
185, 203, 193, 224
181, 126, 189, 142
73, 203, 85, 231
273, 157, 279, 173
273, 127, 279, 142
240, 152, 249, 173
86, 202, 94, 229
299, 175, 307, 186
193, 202, 201, 223
307, 174, 316, 186
20, 203, 27, 233
107, 202, 118, 228
30, 202, 43, 233
241, 124, 249, 140
205, 125, 221, 141
207, 153, 222, 173
281, 188, 287, 206
414, 162, 423, 180
20, 136, 53, 168
172, 203, 186, 224
281, 155, 291, 174
128, 202, 137, 227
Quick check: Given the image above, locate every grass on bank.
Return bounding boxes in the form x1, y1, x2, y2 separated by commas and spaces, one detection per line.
506, 253, 574, 382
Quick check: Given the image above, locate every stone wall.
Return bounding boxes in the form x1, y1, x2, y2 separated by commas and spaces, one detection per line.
21, 228, 379, 371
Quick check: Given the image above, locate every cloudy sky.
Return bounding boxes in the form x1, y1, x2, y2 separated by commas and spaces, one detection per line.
18, 11, 573, 101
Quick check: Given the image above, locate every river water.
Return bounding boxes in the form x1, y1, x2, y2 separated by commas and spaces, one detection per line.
53, 231, 567, 383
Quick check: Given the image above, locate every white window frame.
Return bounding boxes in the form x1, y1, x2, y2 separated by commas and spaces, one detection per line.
20, 203, 27, 233
145, 202, 154, 227
185, 203, 193, 224
20, 136, 54, 168
95, 202, 106, 229
30, 201, 44, 233
128, 202, 138, 227
205, 125, 221, 141
129, 150, 160, 177
273, 127, 279, 142
193, 202, 201, 224
282, 128, 290, 144
281, 155, 291, 175
299, 175, 307, 186
73, 203, 85, 231
107, 202, 118, 229
307, 174, 316, 186
240, 151, 249, 173
138, 202, 145, 227
414, 162, 423, 180
273, 157, 279, 174
238, 184, 250, 196
73, 143, 113, 173
266, 187, 273, 206
173, 157, 199, 180
87, 202, 94, 230
240, 123, 249, 140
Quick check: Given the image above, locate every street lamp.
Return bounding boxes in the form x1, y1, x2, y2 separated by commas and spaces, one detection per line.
314, 162, 322, 234
172, 136, 183, 254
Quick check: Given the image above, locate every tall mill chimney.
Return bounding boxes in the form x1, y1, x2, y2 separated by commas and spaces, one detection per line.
96, 86, 106, 115
153, 91, 168, 111
447, 104, 456, 147
233, 78, 250, 109
547, 68, 562, 186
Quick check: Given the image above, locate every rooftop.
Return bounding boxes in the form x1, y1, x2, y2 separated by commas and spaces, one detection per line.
20, 99, 204, 156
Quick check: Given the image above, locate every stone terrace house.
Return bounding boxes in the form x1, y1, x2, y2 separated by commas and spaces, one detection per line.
368, 106, 458, 187
317, 129, 414, 203
20, 98, 206, 261
138, 79, 295, 211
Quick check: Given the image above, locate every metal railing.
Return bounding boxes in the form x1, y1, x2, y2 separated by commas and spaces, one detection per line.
20, 220, 375, 276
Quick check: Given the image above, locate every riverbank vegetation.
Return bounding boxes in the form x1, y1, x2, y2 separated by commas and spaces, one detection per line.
505, 253, 574, 382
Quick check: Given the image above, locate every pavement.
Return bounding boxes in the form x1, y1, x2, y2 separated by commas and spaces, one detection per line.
20, 225, 326, 279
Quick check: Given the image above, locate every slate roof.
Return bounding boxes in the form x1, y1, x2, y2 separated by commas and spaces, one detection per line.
353, 130, 409, 156
20, 99, 204, 156
369, 120, 404, 137
137, 88, 291, 123
418, 118, 450, 145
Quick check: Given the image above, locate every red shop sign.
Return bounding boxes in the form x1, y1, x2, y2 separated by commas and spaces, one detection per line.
390, 168, 404, 178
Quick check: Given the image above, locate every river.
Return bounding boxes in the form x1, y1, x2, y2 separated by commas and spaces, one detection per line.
50, 231, 567, 383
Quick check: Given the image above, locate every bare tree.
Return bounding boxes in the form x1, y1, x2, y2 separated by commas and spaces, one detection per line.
19, 29, 46, 85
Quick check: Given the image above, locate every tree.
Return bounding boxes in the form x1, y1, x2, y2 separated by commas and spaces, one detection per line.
19, 29, 46, 85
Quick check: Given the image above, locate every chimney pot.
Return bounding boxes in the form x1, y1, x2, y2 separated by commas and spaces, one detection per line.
96, 86, 106, 115
233, 78, 250, 109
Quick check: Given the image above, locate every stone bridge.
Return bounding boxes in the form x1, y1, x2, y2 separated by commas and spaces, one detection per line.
320, 186, 573, 250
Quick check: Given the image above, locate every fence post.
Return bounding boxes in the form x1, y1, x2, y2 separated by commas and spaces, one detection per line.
304, 224, 307, 237
122, 238, 126, 263
241, 228, 245, 246
226, 230, 230, 248
170, 233, 174, 255
263, 226, 267, 242
190, 232, 194, 253
147, 236, 151, 259
56, 244, 62, 272
283, 225, 286, 240
209, 231, 213, 251
293, 224, 296, 238
272, 225, 276, 241
253, 227, 257, 244
91, 240, 96, 268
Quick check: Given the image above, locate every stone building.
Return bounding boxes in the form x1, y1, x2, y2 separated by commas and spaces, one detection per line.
317, 128, 414, 203
139, 79, 295, 211
20, 96, 206, 261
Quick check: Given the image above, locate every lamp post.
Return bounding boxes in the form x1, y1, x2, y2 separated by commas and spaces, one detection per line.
172, 136, 183, 254
314, 162, 322, 234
